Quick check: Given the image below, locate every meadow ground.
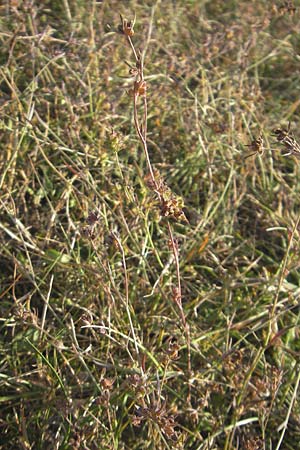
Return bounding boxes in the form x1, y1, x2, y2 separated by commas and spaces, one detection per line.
1, 1, 300, 449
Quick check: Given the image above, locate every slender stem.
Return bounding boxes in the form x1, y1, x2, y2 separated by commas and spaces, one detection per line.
166, 223, 182, 313
265, 211, 300, 347
133, 93, 157, 188
112, 232, 143, 374
143, 95, 147, 141
127, 35, 138, 63
167, 223, 191, 403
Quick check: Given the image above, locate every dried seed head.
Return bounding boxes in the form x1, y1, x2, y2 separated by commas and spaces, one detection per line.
134, 80, 147, 97
131, 400, 178, 441
278, 0, 296, 15
119, 14, 135, 36
87, 210, 100, 225
160, 195, 187, 222
272, 123, 300, 158
165, 339, 180, 360
100, 377, 115, 390
245, 133, 264, 159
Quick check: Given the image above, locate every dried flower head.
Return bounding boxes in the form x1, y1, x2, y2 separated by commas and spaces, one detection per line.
126, 373, 148, 397
81, 208, 102, 239
134, 79, 147, 97
100, 377, 115, 390
165, 338, 180, 360
245, 133, 264, 159
118, 14, 136, 36
131, 400, 178, 441
278, 0, 296, 15
272, 122, 300, 158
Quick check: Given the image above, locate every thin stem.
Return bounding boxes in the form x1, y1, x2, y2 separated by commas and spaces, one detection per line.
133, 93, 157, 188
143, 94, 148, 140
265, 211, 300, 347
166, 223, 182, 317
167, 221, 191, 402
112, 232, 143, 374
127, 35, 138, 63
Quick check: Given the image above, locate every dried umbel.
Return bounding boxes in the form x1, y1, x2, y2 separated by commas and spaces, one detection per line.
245, 133, 264, 159
132, 400, 178, 441
118, 14, 136, 36
165, 338, 180, 360
160, 192, 187, 222
241, 436, 264, 450
272, 122, 300, 158
278, 0, 296, 15
86, 210, 101, 226
127, 79, 147, 98
125, 373, 148, 397
81, 209, 102, 240
144, 172, 187, 223
134, 79, 147, 97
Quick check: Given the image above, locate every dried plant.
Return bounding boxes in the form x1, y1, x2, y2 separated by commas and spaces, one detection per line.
116, 13, 191, 397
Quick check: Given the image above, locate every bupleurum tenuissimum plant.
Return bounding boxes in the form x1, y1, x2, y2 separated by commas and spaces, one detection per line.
110, 13, 193, 437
